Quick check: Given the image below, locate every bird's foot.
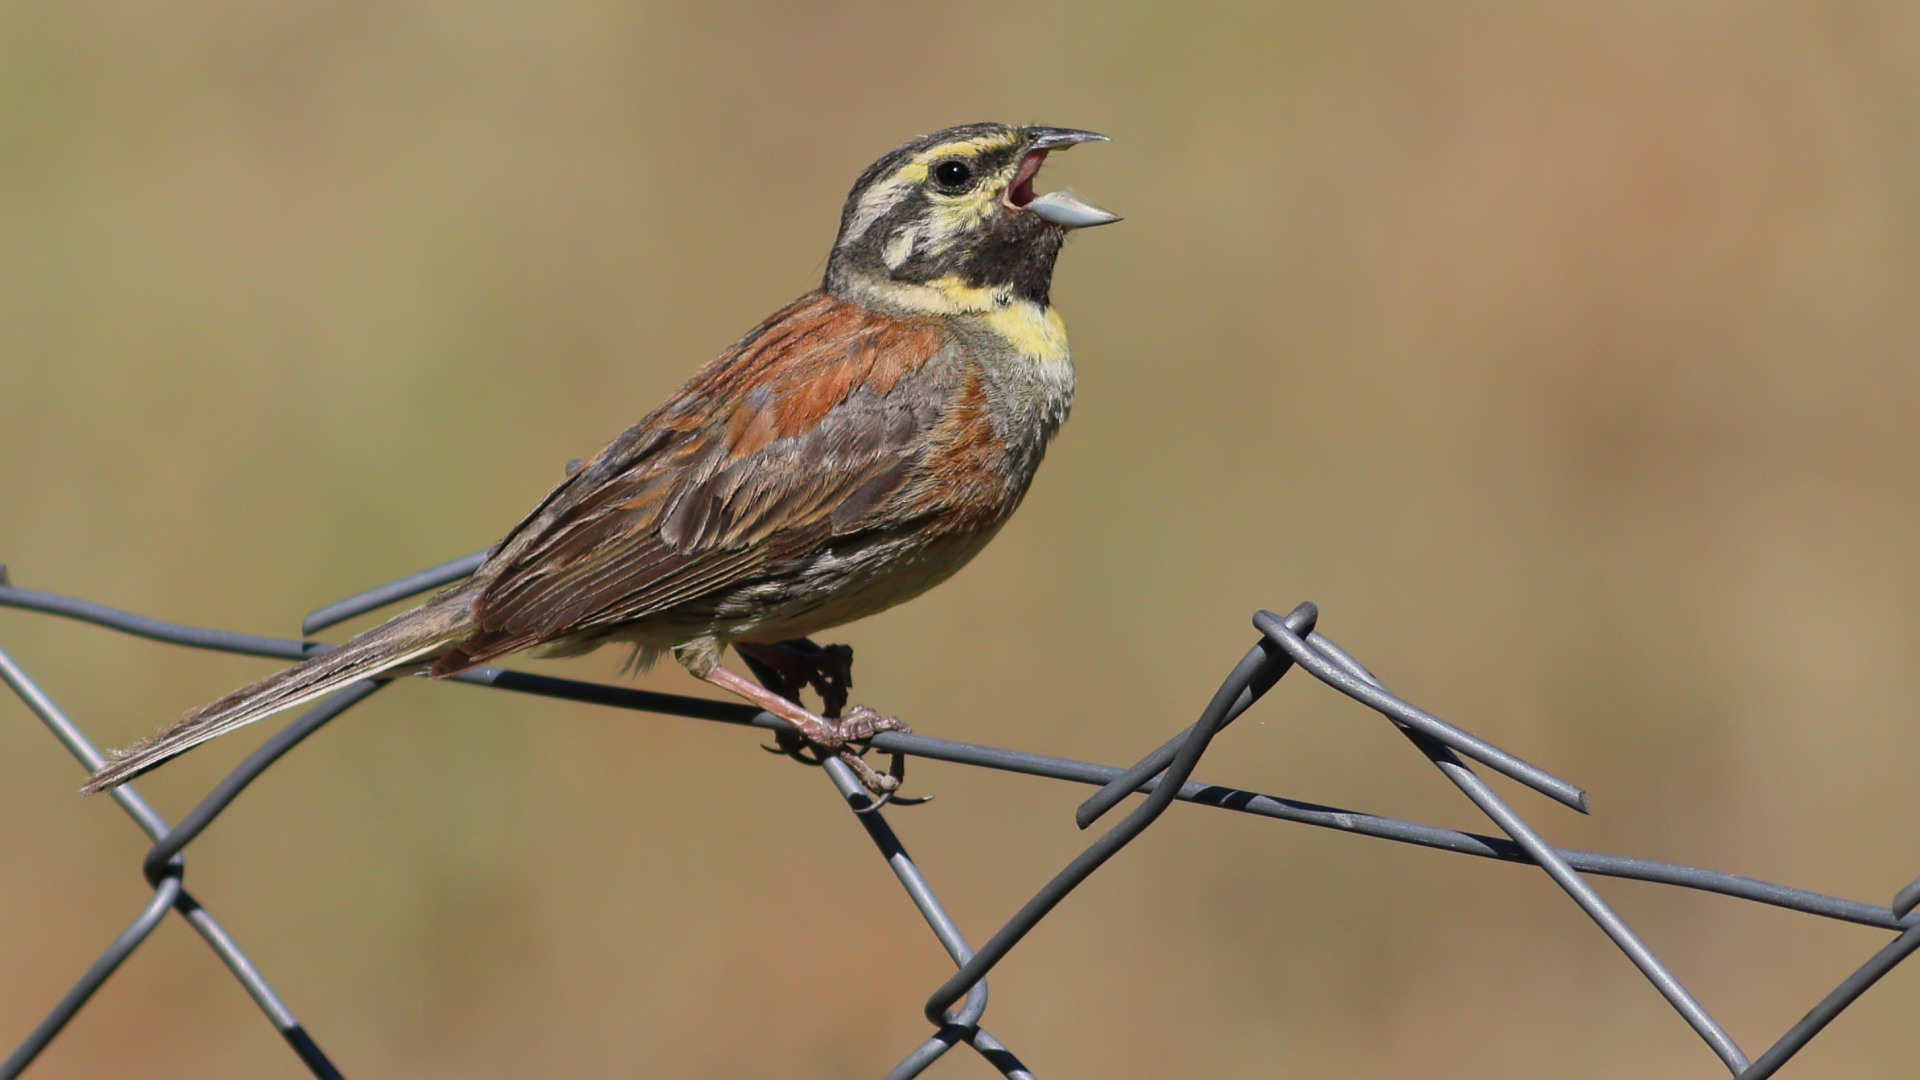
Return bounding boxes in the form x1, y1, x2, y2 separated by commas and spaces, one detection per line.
761, 705, 920, 804
727, 641, 924, 805
759, 704, 905, 753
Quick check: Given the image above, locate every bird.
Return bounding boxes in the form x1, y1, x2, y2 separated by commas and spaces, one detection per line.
82, 121, 1118, 797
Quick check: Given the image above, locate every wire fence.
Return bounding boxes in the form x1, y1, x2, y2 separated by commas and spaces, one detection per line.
3, 554, 1918, 1079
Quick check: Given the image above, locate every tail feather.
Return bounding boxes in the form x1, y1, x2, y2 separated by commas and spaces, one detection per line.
81, 593, 473, 795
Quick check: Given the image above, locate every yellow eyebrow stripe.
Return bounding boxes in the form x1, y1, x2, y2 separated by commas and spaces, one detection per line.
884, 133, 1021, 186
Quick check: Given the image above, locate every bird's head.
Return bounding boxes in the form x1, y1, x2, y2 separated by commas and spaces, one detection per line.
825, 123, 1118, 314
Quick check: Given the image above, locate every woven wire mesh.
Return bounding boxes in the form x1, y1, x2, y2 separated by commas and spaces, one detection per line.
4, 555, 1918, 1079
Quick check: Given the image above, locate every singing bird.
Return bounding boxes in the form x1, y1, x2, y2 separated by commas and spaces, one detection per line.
84, 122, 1118, 797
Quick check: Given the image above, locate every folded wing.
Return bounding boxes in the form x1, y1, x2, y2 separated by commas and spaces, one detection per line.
435, 292, 960, 671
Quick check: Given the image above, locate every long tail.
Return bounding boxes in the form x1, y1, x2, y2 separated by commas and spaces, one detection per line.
81, 590, 476, 794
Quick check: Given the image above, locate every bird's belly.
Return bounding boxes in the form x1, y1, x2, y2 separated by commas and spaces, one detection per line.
713, 525, 1004, 644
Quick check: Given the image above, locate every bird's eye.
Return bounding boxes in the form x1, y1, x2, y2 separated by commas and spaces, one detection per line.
932, 160, 974, 190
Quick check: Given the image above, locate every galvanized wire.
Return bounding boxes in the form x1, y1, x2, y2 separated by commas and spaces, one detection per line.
2, 558, 1916, 1078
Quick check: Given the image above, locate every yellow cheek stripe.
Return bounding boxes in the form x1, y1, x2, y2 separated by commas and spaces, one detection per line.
926, 194, 992, 248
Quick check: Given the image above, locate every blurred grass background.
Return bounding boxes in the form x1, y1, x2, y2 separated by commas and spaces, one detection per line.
5, 2, 1920, 1076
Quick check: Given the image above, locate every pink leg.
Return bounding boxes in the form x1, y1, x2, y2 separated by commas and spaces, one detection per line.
701, 663, 850, 746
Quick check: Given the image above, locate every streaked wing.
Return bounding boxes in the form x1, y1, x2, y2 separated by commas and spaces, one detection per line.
447, 292, 957, 663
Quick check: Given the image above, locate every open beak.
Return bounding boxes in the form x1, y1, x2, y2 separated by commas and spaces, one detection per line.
1004, 127, 1122, 229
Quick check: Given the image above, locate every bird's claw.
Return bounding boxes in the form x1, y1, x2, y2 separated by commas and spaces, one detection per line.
838, 743, 930, 809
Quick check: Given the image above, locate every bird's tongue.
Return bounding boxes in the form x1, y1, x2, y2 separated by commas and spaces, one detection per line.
1005, 149, 1047, 208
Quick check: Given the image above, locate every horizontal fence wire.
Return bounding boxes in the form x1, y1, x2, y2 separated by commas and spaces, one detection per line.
2, 556, 1917, 1078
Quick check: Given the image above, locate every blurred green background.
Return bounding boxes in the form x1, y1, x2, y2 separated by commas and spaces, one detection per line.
5, 2, 1920, 1077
